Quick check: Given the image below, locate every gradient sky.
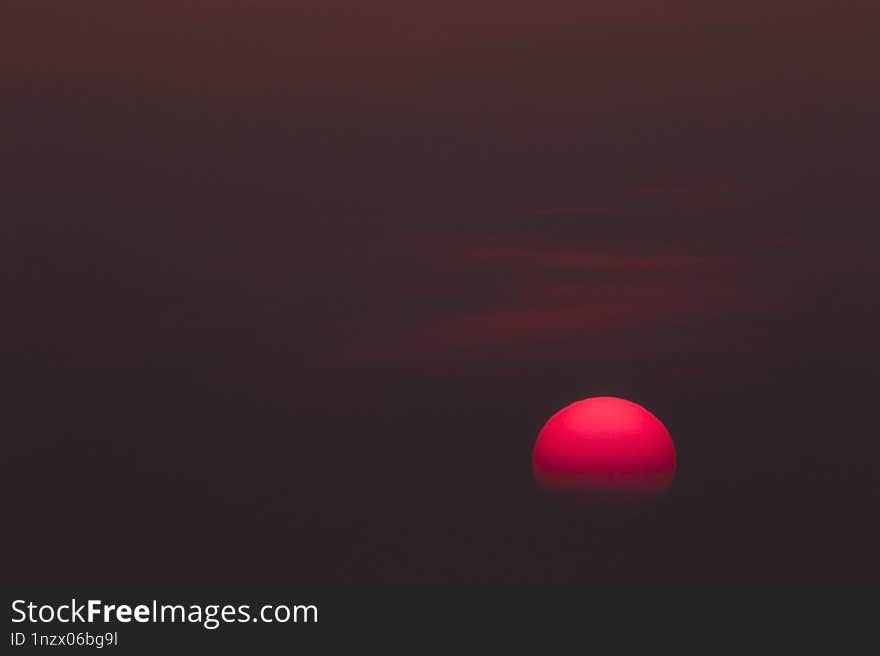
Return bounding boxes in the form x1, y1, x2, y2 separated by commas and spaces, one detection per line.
3, 2, 879, 583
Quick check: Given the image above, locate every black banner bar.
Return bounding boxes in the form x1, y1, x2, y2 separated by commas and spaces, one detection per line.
1, 587, 874, 652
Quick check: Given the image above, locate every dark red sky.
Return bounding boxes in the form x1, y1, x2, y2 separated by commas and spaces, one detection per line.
2, 2, 879, 583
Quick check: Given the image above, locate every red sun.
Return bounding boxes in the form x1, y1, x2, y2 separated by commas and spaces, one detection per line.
532, 397, 676, 503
